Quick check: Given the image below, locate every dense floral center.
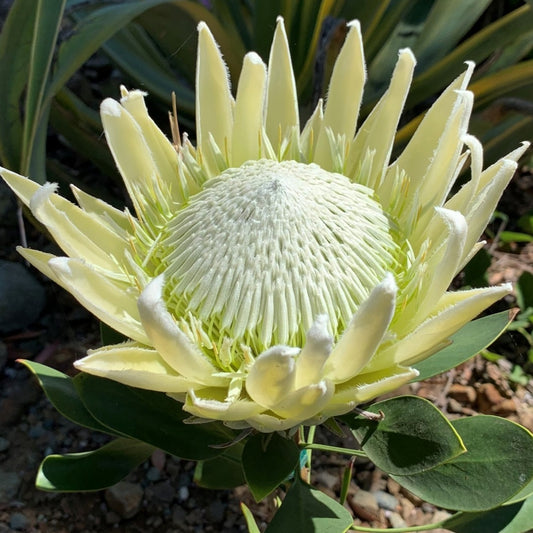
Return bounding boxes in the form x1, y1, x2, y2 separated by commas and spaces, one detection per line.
158, 160, 399, 352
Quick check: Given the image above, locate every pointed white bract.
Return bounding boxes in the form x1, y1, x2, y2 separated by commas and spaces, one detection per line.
265, 17, 299, 147
1, 18, 526, 431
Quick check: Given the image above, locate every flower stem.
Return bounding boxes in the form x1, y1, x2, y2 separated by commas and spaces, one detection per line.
301, 443, 367, 457
305, 425, 316, 483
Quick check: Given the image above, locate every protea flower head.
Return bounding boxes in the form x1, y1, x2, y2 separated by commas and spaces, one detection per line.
2, 18, 528, 432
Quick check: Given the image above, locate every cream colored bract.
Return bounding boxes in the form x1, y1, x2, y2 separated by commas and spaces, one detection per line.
2, 18, 528, 432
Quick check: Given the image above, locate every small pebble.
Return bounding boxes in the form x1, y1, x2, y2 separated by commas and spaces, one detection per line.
29, 424, 44, 438
105, 481, 143, 519
178, 486, 189, 501
0, 471, 22, 499
10, 512, 29, 531
432, 509, 452, 522
448, 384, 477, 404
350, 489, 379, 522
152, 480, 175, 503
314, 470, 339, 491
0, 437, 10, 452
146, 466, 161, 482
447, 398, 465, 414
388, 511, 407, 528
492, 398, 517, 416
374, 489, 399, 511
205, 500, 225, 523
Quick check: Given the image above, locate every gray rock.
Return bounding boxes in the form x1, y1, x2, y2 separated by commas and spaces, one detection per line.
373, 489, 399, 511
178, 485, 189, 501
0, 437, 10, 452
205, 500, 225, 523
350, 489, 379, 522
0, 471, 21, 499
9, 512, 29, 531
314, 470, 339, 491
28, 423, 44, 438
152, 480, 175, 502
388, 511, 407, 528
0, 260, 46, 332
105, 481, 143, 519
432, 509, 453, 522
146, 466, 161, 482
351, 489, 378, 511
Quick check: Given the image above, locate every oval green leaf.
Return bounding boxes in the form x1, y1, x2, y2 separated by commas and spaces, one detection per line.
20, 360, 117, 435
265, 477, 353, 533
36, 438, 153, 492
442, 494, 533, 533
392, 416, 533, 511
74, 373, 235, 460
194, 445, 245, 490
242, 433, 300, 502
342, 395, 465, 476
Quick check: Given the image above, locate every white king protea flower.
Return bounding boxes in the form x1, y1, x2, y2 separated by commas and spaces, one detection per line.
2, 19, 528, 432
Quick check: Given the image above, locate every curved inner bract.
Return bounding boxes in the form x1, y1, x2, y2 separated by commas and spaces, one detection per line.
157, 159, 401, 353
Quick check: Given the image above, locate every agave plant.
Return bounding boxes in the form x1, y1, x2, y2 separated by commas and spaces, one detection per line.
1, 0, 531, 188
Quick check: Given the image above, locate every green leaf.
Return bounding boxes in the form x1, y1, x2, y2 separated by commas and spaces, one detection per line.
342, 396, 465, 476
499, 231, 533, 244
242, 432, 300, 502
358, 0, 413, 64
442, 495, 533, 533
48, 0, 175, 98
412, 311, 512, 382
367, 0, 434, 94
517, 271, 533, 311
194, 445, 245, 490
404, 5, 533, 110
19, 360, 117, 435
518, 213, 533, 234
507, 477, 533, 505
412, 0, 491, 71
0, 0, 39, 169
138, 1, 245, 83
49, 88, 118, 179
265, 477, 353, 533
241, 503, 261, 533
102, 23, 195, 114
392, 416, 533, 511
470, 60, 533, 110
74, 373, 234, 460
475, 114, 533, 167
21, 0, 66, 177
36, 438, 153, 492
